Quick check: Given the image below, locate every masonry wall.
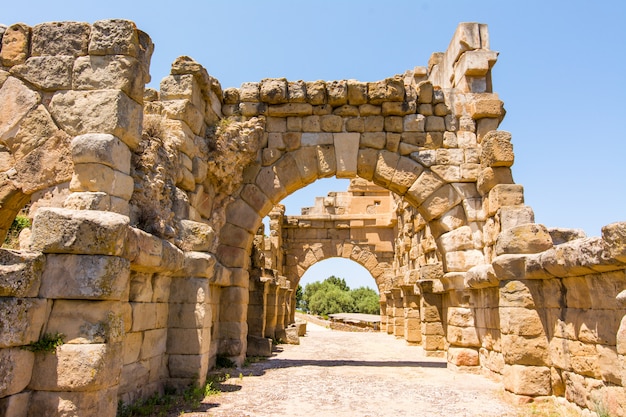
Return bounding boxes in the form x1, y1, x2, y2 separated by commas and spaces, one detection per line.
0, 19, 625, 417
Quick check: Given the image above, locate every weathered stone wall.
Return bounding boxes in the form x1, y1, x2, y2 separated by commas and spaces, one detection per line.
0, 19, 625, 417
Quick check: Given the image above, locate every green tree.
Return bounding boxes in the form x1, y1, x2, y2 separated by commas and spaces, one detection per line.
307, 284, 355, 315
350, 286, 380, 315
325, 275, 349, 291
295, 284, 303, 310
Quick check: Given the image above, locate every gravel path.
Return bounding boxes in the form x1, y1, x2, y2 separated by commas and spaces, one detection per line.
180, 319, 531, 417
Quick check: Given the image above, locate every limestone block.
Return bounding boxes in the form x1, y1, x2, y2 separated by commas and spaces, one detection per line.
28, 385, 117, 417
239, 82, 260, 102
74, 55, 144, 102
498, 279, 536, 309
0, 297, 48, 348
405, 170, 445, 207
319, 115, 342, 132
469, 94, 505, 119
371, 151, 399, 188
438, 226, 474, 252
384, 116, 403, 132
267, 103, 313, 117
260, 78, 288, 104
465, 264, 498, 289
326, 80, 348, 107
301, 132, 333, 147
255, 166, 288, 204
169, 277, 210, 303
347, 80, 367, 105
503, 364, 551, 396
224, 266, 244, 288
602, 222, 626, 263
28, 342, 122, 391
161, 99, 204, 136
30, 207, 128, 256
129, 272, 152, 302
444, 249, 484, 272
540, 238, 608, 277
334, 132, 359, 178
390, 156, 424, 195
139, 328, 167, 360
30, 21, 90, 57
500, 306, 545, 337
169, 353, 209, 379
0, 348, 34, 398
275, 153, 305, 194
240, 183, 273, 215
239, 102, 266, 116
10, 56, 73, 91
40, 254, 129, 300
301, 115, 320, 132
46, 300, 123, 344
286, 80, 306, 102
178, 219, 214, 252
0, 249, 45, 297
420, 184, 463, 222
247, 335, 272, 357
361, 132, 386, 150
364, 115, 384, 131
495, 223, 553, 255
487, 184, 524, 216
305, 80, 327, 104
0, 391, 31, 417
403, 114, 425, 132
502, 333, 550, 366
168, 302, 211, 329
218, 223, 252, 251
49, 89, 142, 149
0, 77, 41, 142
481, 130, 513, 168
1, 24, 30, 67
448, 347, 479, 366
89, 19, 139, 57
498, 205, 535, 231
316, 145, 337, 178
167, 328, 211, 355
356, 147, 377, 181
71, 133, 131, 174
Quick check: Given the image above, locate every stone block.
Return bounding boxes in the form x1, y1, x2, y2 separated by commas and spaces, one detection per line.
602, 222, 626, 263
169, 277, 210, 303
88, 19, 139, 57
503, 364, 551, 396
447, 347, 479, 366
420, 184, 463, 222
0, 78, 41, 143
178, 219, 215, 251
246, 335, 272, 357
495, 223, 553, 255
465, 264, 498, 289
502, 333, 549, 366
167, 328, 211, 355
140, 328, 167, 360
316, 145, 336, 178
70, 162, 134, 199
470, 94, 505, 119
390, 156, 423, 195
275, 153, 305, 194
28, 387, 117, 417
0, 23, 30, 67
122, 332, 142, 365
487, 184, 524, 216
334, 132, 359, 178
0, 348, 34, 398
169, 353, 209, 379
0, 298, 48, 348
161, 99, 204, 135
11, 56, 73, 91
47, 300, 123, 344
40, 254, 129, 300
129, 272, 153, 302
481, 130, 513, 168
0, 391, 30, 417
168, 302, 211, 329
31, 21, 90, 57
49, 88, 142, 149
28, 343, 122, 391
0, 249, 45, 297
73, 55, 143, 102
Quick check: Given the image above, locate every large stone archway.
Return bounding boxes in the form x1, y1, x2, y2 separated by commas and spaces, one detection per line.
1, 19, 625, 417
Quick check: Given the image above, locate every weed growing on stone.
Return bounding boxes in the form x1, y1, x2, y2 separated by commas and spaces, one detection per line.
21, 332, 64, 353
2, 214, 30, 249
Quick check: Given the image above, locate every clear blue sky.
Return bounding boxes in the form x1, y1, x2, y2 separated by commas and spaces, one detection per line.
5, 1, 625, 290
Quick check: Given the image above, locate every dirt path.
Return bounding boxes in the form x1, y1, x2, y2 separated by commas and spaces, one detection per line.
178, 319, 558, 417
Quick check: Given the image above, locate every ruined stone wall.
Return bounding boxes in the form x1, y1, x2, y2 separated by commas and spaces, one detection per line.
1, 18, 625, 417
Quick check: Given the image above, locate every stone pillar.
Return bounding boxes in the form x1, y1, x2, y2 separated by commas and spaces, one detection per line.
446, 305, 480, 368
384, 291, 394, 335
28, 208, 131, 417
218, 269, 249, 365
499, 279, 551, 398
247, 272, 269, 338
379, 295, 387, 333
275, 284, 288, 335
264, 281, 279, 339
391, 288, 404, 337
419, 281, 445, 357
401, 285, 421, 344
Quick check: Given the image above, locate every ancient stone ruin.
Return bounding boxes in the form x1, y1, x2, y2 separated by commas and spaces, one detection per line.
0, 19, 625, 416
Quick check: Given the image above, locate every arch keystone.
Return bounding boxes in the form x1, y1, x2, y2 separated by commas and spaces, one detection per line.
333, 132, 359, 178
